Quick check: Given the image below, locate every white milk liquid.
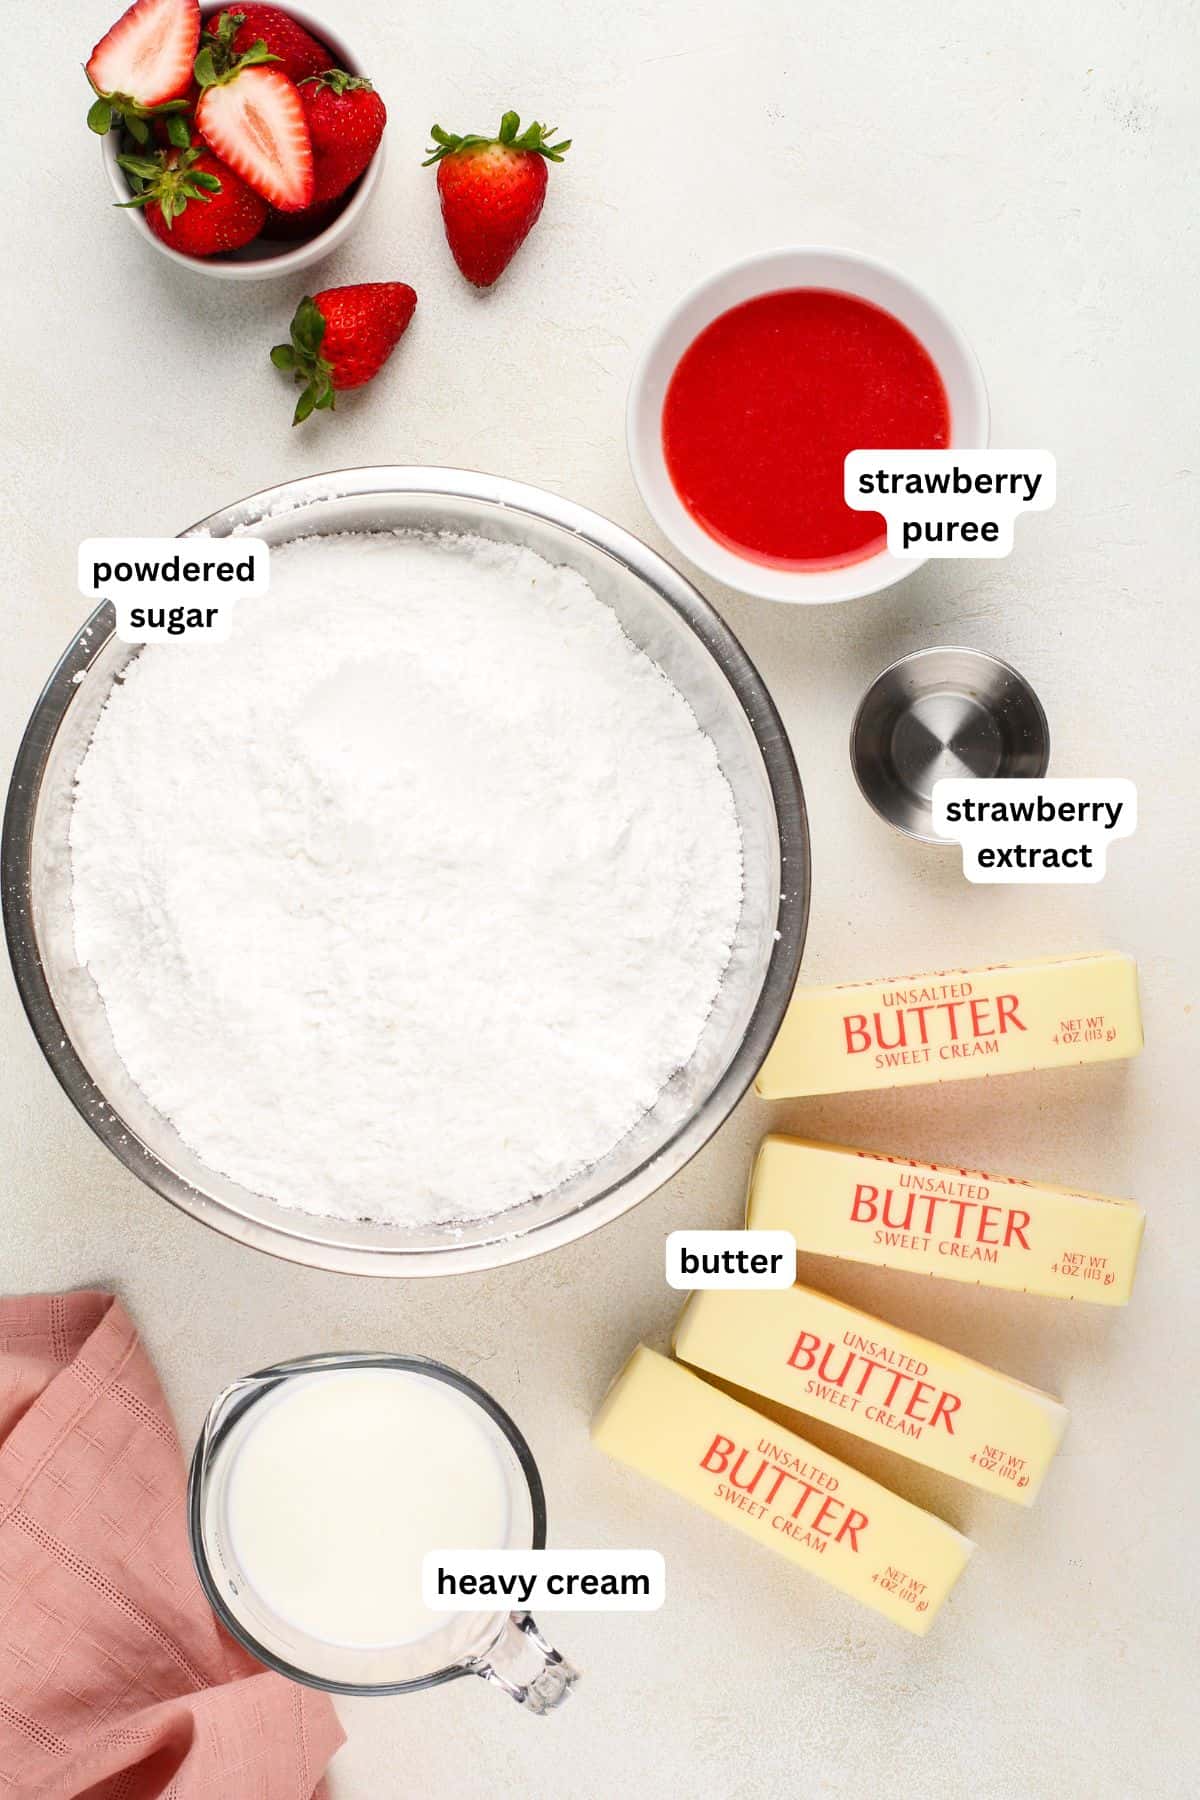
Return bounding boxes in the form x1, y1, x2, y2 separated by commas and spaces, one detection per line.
222, 1367, 512, 1650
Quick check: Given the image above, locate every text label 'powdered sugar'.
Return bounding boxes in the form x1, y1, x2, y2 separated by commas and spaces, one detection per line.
843, 451, 1056, 556
933, 779, 1137, 882
77, 536, 270, 642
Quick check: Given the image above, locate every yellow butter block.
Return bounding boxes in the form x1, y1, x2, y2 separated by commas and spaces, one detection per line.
674, 1285, 1067, 1505
748, 1135, 1145, 1306
592, 1345, 973, 1635
756, 951, 1142, 1099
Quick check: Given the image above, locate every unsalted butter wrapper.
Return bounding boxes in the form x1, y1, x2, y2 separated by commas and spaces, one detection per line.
748, 1135, 1144, 1305
674, 1285, 1068, 1505
592, 1345, 973, 1635
756, 951, 1142, 1099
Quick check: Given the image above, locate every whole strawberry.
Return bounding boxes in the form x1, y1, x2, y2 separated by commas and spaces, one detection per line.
118, 143, 266, 255
205, 5, 332, 83
301, 70, 387, 204
424, 111, 570, 288
271, 284, 417, 423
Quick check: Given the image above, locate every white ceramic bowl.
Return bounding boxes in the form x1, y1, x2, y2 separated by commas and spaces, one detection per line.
626, 246, 990, 604
100, 5, 385, 282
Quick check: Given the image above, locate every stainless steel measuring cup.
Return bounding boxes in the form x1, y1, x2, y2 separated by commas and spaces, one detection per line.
187, 1352, 578, 1713
850, 646, 1050, 842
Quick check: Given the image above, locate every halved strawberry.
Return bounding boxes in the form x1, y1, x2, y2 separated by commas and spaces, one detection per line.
86, 0, 201, 140
195, 42, 313, 211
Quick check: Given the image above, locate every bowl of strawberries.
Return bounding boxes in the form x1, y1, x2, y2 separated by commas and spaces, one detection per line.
87, 0, 387, 277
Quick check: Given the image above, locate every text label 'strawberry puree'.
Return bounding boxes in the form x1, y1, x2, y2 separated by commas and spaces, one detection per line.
662, 289, 951, 569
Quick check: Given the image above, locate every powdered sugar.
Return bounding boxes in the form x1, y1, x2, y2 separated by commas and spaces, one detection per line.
69, 531, 743, 1225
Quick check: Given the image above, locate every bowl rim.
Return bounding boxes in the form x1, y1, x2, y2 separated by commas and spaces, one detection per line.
2, 465, 810, 1277
99, 2, 386, 281
626, 244, 991, 605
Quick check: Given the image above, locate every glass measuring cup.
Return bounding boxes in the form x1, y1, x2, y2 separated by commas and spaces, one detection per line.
187, 1352, 578, 1712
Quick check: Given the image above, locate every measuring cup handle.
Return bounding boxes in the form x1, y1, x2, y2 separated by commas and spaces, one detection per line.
468, 1611, 579, 1715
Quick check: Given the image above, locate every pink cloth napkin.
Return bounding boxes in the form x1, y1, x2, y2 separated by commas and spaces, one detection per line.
0, 1291, 344, 1799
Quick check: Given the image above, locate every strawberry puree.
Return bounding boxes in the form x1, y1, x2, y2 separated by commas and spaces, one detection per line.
662, 289, 951, 568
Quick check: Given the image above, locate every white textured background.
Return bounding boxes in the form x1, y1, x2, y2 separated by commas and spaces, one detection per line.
4, 2, 1198, 1794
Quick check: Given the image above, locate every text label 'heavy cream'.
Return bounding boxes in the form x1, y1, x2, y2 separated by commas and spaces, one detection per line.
78, 536, 269, 642
423, 1550, 665, 1612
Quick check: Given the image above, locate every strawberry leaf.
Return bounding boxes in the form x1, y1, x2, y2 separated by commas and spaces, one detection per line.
291, 297, 327, 357
87, 95, 114, 134
300, 68, 373, 95
235, 42, 281, 70
273, 297, 336, 426
194, 45, 219, 87
116, 148, 224, 224
196, 26, 279, 90
422, 113, 571, 165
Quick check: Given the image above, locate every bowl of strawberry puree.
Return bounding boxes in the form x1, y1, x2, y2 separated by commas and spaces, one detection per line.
627, 248, 989, 603
102, 6, 386, 283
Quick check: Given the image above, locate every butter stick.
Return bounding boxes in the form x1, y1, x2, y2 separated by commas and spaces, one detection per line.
592, 1346, 973, 1635
748, 1135, 1145, 1305
674, 1285, 1067, 1505
756, 951, 1142, 1099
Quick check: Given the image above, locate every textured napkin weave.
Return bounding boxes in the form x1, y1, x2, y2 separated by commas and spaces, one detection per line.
0, 1291, 344, 1799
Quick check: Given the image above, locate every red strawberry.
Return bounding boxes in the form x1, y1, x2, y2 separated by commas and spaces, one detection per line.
206, 6, 332, 84
271, 284, 417, 424
117, 143, 266, 255
424, 111, 569, 288
195, 35, 313, 210
300, 70, 386, 204
86, 0, 200, 141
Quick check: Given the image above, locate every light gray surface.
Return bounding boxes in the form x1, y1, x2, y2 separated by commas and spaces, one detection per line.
4, 3, 1197, 1796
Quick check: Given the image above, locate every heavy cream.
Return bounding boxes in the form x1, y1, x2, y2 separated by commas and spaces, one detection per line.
221, 1367, 511, 1650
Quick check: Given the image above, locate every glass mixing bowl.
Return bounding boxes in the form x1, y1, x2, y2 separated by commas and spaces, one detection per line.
3, 467, 809, 1275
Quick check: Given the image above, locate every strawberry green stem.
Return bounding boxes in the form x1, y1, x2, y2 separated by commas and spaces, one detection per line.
300, 69, 374, 94
116, 148, 222, 225
270, 296, 338, 425
84, 66, 191, 137
195, 12, 278, 88
423, 112, 570, 165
